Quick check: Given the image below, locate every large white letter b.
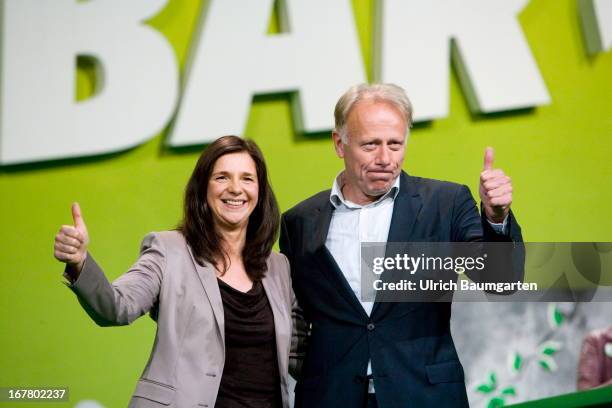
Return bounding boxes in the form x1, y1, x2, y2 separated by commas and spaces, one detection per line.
0, 0, 178, 164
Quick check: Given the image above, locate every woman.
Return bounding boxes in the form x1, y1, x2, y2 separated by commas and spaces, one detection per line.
54, 136, 293, 408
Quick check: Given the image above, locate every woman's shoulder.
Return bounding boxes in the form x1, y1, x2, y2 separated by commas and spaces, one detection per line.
266, 251, 290, 276
265, 251, 291, 296
267, 250, 288, 265
141, 230, 188, 252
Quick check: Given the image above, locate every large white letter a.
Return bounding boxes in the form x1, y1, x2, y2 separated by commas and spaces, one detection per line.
169, 0, 366, 146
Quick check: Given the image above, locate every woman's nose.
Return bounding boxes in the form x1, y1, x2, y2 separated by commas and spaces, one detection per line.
227, 178, 241, 194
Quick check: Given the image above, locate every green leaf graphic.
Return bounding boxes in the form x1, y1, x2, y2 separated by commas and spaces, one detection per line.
487, 396, 506, 408
511, 352, 522, 373
501, 386, 517, 396
538, 355, 558, 372
476, 383, 494, 394
489, 372, 497, 387
554, 308, 564, 325
547, 303, 565, 328
539, 340, 563, 356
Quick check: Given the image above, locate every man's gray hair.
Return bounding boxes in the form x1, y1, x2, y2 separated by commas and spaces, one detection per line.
334, 83, 413, 143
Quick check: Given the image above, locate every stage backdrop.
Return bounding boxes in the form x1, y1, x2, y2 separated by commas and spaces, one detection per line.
0, 0, 610, 407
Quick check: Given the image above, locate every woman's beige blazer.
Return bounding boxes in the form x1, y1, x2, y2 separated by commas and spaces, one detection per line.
66, 231, 293, 408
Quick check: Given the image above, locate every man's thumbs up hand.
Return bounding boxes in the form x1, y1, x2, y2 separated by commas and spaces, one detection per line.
54, 202, 90, 273
479, 147, 512, 224
483, 146, 494, 171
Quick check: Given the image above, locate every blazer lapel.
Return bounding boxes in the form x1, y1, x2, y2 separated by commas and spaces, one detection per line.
312, 197, 370, 321
261, 275, 289, 377
371, 172, 422, 318
185, 243, 225, 344
386, 172, 422, 244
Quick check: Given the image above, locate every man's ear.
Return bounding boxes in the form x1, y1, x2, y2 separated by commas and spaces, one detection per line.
332, 131, 345, 159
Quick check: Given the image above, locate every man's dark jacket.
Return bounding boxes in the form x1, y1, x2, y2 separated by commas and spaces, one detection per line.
280, 172, 524, 408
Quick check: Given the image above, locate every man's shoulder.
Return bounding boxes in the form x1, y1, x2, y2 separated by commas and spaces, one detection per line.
283, 189, 331, 220
404, 174, 468, 197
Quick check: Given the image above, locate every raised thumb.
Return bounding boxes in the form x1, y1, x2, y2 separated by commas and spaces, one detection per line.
483, 147, 494, 171
71, 202, 87, 232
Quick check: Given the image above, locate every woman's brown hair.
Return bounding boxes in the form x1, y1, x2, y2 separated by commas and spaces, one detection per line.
178, 135, 280, 280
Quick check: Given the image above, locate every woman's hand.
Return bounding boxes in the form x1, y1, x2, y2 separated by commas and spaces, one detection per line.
54, 202, 90, 275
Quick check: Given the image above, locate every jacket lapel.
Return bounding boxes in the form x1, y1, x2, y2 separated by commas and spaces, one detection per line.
261, 275, 289, 378
371, 172, 422, 318
386, 172, 422, 243
312, 195, 370, 321
185, 243, 225, 344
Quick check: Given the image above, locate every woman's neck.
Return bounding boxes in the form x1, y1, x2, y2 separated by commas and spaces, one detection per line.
218, 225, 247, 260
216, 226, 251, 289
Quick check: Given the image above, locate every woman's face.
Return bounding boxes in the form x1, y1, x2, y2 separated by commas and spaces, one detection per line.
207, 152, 259, 231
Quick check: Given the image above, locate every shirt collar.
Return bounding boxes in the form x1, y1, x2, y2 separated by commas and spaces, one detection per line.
330, 171, 400, 209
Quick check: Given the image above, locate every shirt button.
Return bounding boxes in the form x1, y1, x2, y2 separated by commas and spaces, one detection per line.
367, 323, 376, 331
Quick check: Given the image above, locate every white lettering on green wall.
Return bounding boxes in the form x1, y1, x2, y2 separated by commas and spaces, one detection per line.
6, 0, 603, 164
0, 0, 178, 164
580, 0, 612, 55
375, 0, 550, 121
170, 0, 366, 147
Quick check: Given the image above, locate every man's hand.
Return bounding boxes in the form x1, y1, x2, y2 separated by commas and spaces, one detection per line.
54, 202, 90, 274
479, 147, 512, 224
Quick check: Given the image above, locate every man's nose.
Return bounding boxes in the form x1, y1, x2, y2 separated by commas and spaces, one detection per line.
375, 147, 391, 166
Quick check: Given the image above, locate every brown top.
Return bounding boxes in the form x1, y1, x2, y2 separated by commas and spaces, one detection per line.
215, 278, 280, 408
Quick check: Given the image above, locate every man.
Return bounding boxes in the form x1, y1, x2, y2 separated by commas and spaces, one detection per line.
281, 83, 523, 408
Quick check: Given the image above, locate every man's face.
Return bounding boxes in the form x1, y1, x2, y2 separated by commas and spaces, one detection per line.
333, 100, 407, 205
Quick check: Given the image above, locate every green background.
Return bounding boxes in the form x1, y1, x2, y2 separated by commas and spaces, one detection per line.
1, 0, 611, 406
